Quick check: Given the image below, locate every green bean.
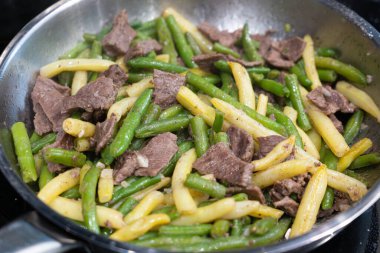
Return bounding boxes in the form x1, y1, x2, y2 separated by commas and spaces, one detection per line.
146, 51, 157, 59
101, 228, 113, 237
249, 72, 264, 83
81, 164, 101, 233
285, 74, 312, 131
108, 89, 152, 158
214, 60, 270, 74
241, 216, 252, 226
343, 110, 364, 144
152, 205, 180, 221
135, 116, 190, 138
211, 220, 231, 238
127, 73, 153, 83
129, 138, 146, 151
57, 72, 74, 86
214, 132, 229, 144
266, 69, 280, 79
250, 218, 291, 247
11, 122, 37, 183
251, 217, 277, 236
231, 219, 243, 236
203, 74, 221, 85
242, 23, 262, 62
61, 185, 81, 199
159, 105, 183, 120
316, 47, 339, 58
136, 231, 159, 241
211, 110, 224, 133
113, 176, 138, 194
321, 187, 334, 210
156, 17, 178, 65
110, 175, 161, 204
136, 19, 157, 33
232, 193, 248, 201
174, 237, 249, 252
132, 235, 211, 247
159, 224, 212, 236
186, 72, 287, 135
90, 40, 102, 59
213, 42, 240, 58
166, 15, 196, 68
29, 132, 41, 143
320, 145, 338, 171
161, 141, 194, 176
31, 133, 56, 154
190, 116, 210, 157
185, 173, 226, 198
344, 169, 369, 187
128, 57, 188, 73
185, 32, 202, 56
83, 33, 96, 42
315, 56, 367, 86
117, 197, 139, 216
38, 164, 53, 190
43, 148, 86, 167
88, 72, 98, 82
96, 24, 112, 41
141, 103, 162, 124
258, 79, 289, 97
220, 72, 238, 100
59, 41, 89, 59
349, 153, 380, 170
290, 65, 312, 88
100, 145, 113, 165
317, 69, 337, 83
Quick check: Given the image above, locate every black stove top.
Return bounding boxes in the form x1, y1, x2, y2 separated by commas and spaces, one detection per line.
0, 1, 379, 252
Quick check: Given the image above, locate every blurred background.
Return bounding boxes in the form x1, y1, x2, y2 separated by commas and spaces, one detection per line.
0, 0, 378, 252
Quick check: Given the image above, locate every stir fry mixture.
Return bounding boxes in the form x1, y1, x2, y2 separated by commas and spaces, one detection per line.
9, 7, 380, 251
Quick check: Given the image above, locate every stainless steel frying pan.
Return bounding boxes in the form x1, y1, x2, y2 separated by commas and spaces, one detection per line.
0, 0, 379, 252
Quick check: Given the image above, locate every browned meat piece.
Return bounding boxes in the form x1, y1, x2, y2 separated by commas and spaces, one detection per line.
257, 135, 286, 158
93, 114, 118, 153
193, 53, 262, 72
63, 77, 118, 113
307, 86, 356, 115
227, 184, 266, 204
271, 179, 304, 200
135, 132, 178, 176
99, 64, 128, 88
125, 39, 162, 61
80, 110, 107, 124
272, 37, 306, 62
329, 114, 344, 133
227, 126, 254, 162
152, 70, 185, 109
102, 10, 136, 57
113, 151, 140, 184
198, 22, 241, 48
193, 143, 253, 187
333, 191, 352, 212
273, 196, 299, 217
31, 76, 71, 135
45, 131, 74, 173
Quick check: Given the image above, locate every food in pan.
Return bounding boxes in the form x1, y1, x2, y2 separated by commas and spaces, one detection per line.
9, 7, 379, 251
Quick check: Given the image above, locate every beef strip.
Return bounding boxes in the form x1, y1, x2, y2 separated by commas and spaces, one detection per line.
135, 132, 178, 176
198, 22, 241, 48
227, 185, 266, 204
318, 191, 353, 218
152, 69, 185, 109
63, 77, 118, 113
329, 114, 344, 133
45, 131, 75, 173
93, 114, 118, 153
273, 196, 299, 217
102, 10, 136, 57
227, 126, 254, 162
125, 39, 162, 61
272, 37, 306, 62
257, 135, 286, 158
307, 86, 356, 115
31, 76, 71, 135
113, 151, 140, 184
193, 142, 253, 187
193, 53, 262, 72
99, 64, 128, 88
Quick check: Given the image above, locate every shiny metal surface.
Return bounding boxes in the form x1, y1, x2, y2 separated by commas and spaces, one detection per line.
0, 0, 379, 252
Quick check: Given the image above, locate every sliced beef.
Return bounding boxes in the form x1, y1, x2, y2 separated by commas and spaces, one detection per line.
307, 86, 356, 115
125, 39, 162, 61
135, 132, 178, 176
102, 10, 136, 57
193, 53, 261, 72
271, 179, 304, 200
227, 126, 254, 162
100, 64, 128, 88
113, 151, 139, 184
329, 114, 344, 133
272, 196, 299, 217
80, 110, 107, 124
93, 114, 118, 153
63, 77, 118, 113
257, 135, 286, 158
45, 131, 74, 173
198, 22, 241, 48
193, 142, 253, 187
227, 184, 266, 204
31, 76, 71, 135
152, 70, 185, 109
333, 191, 352, 212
